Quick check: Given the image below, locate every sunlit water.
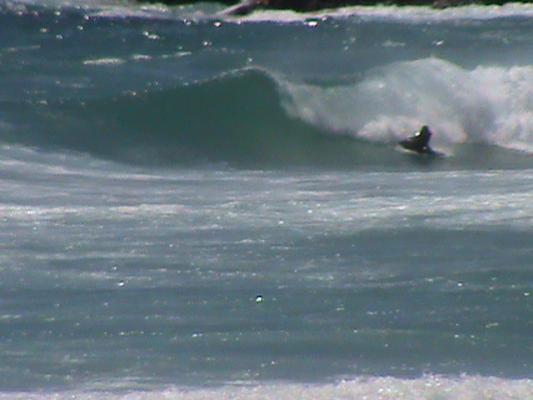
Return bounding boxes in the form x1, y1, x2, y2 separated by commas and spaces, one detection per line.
0, 0, 532, 398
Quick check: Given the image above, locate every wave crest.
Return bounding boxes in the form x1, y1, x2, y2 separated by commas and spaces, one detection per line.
282, 58, 533, 153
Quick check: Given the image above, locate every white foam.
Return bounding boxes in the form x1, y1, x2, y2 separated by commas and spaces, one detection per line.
83, 57, 125, 66
5, 0, 125, 11
3, 0, 212, 21
236, 3, 533, 23
281, 58, 533, 153
9, 0, 533, 23
89, 4, 172, 20
131, 54, 153, 62
0, 376, 531, 399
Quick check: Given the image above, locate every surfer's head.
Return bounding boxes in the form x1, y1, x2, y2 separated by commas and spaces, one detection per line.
420, 125, 432, 137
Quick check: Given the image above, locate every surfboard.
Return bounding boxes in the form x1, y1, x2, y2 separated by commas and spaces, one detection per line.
396, 144, 446, 158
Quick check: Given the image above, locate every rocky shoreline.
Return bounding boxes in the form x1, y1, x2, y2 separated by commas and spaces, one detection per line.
140, 0, 531, 16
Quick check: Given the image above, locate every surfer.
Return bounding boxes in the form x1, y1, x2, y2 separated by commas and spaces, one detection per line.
399, 125, 436, 155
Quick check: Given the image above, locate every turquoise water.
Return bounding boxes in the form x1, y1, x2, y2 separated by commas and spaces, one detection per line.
0, 1, 532, 398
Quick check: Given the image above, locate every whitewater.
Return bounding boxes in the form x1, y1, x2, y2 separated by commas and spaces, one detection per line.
0, 0, 532, 399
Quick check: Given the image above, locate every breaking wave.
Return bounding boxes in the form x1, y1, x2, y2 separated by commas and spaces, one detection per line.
1, 61, 532, 169
283, 58, 533, 152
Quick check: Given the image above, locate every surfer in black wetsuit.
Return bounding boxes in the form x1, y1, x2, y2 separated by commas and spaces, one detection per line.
399, 125, 435, 155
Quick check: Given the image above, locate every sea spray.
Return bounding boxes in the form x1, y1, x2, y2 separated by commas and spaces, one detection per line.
281, 59, 533, 152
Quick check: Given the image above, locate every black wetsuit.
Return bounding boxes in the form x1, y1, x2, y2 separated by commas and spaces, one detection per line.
399, 126, 434, 154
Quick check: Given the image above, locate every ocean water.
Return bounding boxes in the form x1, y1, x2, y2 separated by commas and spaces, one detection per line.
1, 0, 532, 398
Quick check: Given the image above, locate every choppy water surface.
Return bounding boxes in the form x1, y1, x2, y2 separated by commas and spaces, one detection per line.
0, 0, 532, 398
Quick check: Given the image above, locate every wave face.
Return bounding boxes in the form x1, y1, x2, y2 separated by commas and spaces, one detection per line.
1, 1, 533, 168
6, 69, 373, 167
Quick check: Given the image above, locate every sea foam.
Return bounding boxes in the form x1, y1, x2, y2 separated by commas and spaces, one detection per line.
0, 376, 531, 400
237, 3, 533, 23
281, 58, 533, 153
